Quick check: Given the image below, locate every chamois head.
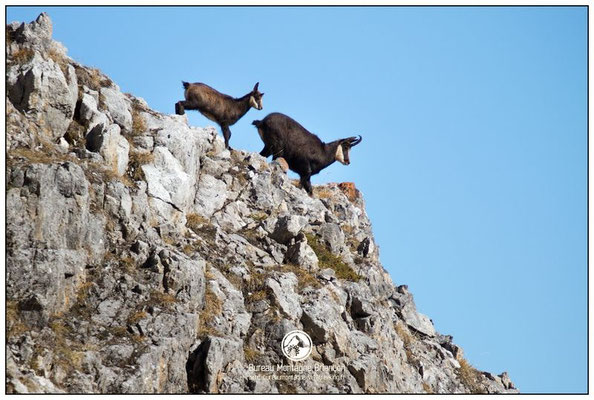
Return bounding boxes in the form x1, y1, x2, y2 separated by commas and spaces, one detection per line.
249, 82, 264, 110
335, 136, 362, 165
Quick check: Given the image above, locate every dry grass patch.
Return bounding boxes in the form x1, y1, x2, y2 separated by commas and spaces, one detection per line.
395, 321, 421, 371
11, 47, 34, 64
127, 310, 148, 325
76, 67, 112, 91
47, 317, 87, 374
120, 256, 136, 273
47, 47, 69, 76
149, 290, 177, 310
279, 264, 321, 291
6, 301, 28, 339
127, 151, 153, 182
182, 243, 196, 256
422, 382, 433, 393
64, 119, 86, 147
203, 288, 223, 315
76, 281, 94, 304
244, 346, 264, 363
7, 143, 73, 166
242, 270, 269, 294
198, 288, 224, 338
457, 358, 485, 394
249, 212, 268, 222
187, 213, 210, 231
131, 109, 147, 135
246, 289, 268, 304
395, 320, 413, 347
186, 213, 217, 243
314, 186, 334, 199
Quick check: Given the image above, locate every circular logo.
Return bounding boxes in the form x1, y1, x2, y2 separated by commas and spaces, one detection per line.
281, 330, 313, 361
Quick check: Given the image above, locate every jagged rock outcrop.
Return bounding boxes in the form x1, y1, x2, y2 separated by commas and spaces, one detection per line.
5, 14, 518, 394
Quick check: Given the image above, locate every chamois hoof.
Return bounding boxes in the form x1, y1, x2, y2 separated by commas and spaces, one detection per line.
175, 102, 185, 115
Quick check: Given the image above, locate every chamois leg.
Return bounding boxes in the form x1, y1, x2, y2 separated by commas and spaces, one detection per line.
299, 174, 313, 195
176, 100, 200, 115
221, 125, 232, 150
175, 101, 186, 115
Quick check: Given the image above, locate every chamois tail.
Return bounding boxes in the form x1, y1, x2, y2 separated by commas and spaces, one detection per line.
252, 120, 262, 127
182, 81, 190, 89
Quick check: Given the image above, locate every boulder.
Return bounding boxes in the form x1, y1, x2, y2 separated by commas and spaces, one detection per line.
266, 274, 302, 320
142, 146, 194, 211
86, 124, 129, 176
7, 54, 77, 140
270, 214, 308, 244
285, 237, 319, 270
100, 87, 132, 131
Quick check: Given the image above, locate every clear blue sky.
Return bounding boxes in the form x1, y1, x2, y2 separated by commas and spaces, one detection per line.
7, 6, 587, 393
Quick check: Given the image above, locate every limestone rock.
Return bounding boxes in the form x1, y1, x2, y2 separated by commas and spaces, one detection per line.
7, 12, 53, 51
100, 87, 133, 131
142, 146, 194, 211
266, 274, 302, 320
5, 13, 517, 396
86, 124, 129, 176
7, 54, 77, 140
285, 236, 319, 270
270, 214, 308, 244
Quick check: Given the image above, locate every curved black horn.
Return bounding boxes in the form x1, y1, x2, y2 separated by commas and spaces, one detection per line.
348, 135, 362, 147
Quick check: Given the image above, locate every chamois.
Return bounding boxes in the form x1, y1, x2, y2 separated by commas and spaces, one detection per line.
252, 112, 362, 195
175, 82, 264, 149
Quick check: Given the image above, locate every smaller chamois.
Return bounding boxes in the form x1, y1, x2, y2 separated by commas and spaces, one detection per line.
175, 82, 264, 149
253, 112, 362, 195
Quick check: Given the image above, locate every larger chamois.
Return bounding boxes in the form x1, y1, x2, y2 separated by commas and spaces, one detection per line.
252, 112, 362, 195
175, 82, 264, 149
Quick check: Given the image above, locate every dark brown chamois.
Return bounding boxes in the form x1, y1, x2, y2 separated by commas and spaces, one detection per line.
175, 82, 264, 149
252, 112, 362, 195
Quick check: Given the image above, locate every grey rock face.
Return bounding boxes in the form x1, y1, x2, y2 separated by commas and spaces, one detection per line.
100, 87, 133, 131
142, 146, 195, 212
270, 214, 308, 244
266, 274, 302, 320
193, 174, 227, 217
7, 12, 53, 50
187, 337, 244, 393
285, 237, 319, 270
79, 90, 110, 132
318, 222, 346, 253
86, 124, 130, 176
7, 54, 77, 140
5, 13, 517, 395
7, 162, 105, 323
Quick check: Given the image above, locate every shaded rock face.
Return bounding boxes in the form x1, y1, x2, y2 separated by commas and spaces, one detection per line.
5, 14, 517, 395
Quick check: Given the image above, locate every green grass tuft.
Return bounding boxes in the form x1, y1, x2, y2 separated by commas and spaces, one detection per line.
305, 233, 361, 281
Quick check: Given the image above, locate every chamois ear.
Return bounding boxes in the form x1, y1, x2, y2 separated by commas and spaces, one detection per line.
253, 82, 260, 92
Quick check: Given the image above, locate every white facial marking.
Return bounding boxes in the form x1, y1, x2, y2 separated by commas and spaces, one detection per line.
335, 145, 346, 164
250, 96, 259, 109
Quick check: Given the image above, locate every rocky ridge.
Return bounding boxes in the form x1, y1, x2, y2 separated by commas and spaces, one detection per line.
5, 13, 518, 394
